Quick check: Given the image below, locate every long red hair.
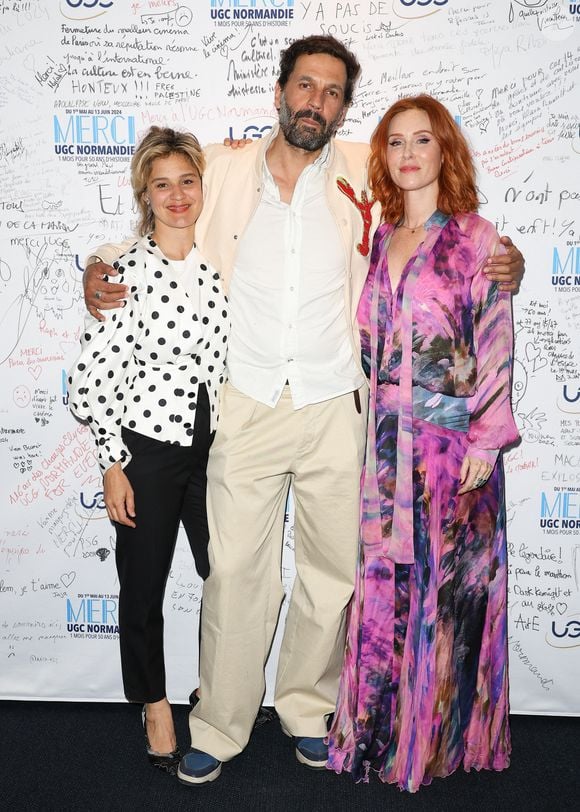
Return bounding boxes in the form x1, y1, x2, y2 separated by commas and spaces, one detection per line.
369, 94, 479, 224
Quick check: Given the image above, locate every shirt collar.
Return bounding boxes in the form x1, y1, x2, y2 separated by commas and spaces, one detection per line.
262, 136, 331, 198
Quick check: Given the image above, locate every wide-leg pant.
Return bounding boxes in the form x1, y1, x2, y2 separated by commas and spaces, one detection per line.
115, 384, 212, 703
189, 383, 368, 760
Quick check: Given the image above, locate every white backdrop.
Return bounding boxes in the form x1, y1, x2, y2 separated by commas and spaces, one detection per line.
0, 0, 579, 713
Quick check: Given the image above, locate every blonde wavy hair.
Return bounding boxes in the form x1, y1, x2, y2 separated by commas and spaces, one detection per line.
130, 126, 205, 236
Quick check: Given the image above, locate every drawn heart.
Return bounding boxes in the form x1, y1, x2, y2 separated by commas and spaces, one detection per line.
556, 602, 567, 615
524, 342, 548, 370
525, 342, 540, 361
60, 571, 76, 588
28, 365, 41, 380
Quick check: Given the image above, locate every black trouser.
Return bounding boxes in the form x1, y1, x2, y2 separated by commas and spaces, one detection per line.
115, 384, 212, 703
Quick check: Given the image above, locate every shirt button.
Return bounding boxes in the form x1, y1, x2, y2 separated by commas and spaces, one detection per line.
289, 286, 295, 292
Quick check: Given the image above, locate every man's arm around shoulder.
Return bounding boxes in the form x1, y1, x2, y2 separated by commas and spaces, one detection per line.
83, 237, 136, 321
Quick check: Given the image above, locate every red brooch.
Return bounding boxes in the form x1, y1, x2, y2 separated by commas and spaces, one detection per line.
336, 176, 376, 257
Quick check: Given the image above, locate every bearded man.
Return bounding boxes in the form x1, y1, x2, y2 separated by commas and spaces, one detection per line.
83, 35, 524, 784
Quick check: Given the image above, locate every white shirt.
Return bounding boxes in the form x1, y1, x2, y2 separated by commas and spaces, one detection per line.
69, 237, 229, 473
227, 145, 364, 409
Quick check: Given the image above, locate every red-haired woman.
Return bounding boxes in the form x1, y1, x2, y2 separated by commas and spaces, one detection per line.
327, 96, 519, 791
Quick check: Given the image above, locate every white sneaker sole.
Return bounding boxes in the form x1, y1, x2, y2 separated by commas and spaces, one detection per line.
177, 762, 222, 785
281, 724, 328, 768
295, 748, 328, 769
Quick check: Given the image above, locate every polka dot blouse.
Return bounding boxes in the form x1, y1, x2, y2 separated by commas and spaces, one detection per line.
69, 236, 230, 474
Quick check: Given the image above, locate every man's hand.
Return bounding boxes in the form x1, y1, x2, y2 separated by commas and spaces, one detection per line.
84, 261, 128, 322
104, 463, 136, 528
483, 236, 525, 294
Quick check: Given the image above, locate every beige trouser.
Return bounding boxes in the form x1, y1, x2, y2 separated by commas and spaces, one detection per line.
188, 383, 367, 761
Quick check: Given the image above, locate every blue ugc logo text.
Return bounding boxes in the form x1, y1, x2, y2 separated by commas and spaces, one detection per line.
398, 0, 448, 6
227, 124, 273, 141
64, 1, 113, 8
551, 619, 580, 639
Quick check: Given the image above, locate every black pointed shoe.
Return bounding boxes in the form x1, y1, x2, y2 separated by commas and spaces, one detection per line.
142, 706, 181, 774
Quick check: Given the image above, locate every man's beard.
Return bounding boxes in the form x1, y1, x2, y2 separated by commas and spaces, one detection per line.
278, 93, 343, 152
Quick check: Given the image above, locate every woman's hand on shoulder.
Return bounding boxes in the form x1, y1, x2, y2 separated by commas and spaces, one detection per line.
103, 462, 136, 527
222, 137, 251, 149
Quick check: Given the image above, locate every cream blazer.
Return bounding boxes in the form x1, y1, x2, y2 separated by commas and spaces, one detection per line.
91, 127, 379, 373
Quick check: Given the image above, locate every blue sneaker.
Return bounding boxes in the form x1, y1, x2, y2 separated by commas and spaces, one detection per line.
294, 736, 328, 768
177, 748, 222, 785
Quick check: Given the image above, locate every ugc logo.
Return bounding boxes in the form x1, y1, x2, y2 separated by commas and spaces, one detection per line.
395, 0, 448, 19
227, 123, 273, 142
548, 616, 580, 648
64, 0, 113, 6
557, 383, 580, 414
61, 0, 114, 20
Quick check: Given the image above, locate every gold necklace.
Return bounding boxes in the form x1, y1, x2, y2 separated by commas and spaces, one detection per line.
396, 221, 425, 234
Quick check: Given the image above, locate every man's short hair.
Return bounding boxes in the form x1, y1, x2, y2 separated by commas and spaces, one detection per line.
277, 35, 361, 107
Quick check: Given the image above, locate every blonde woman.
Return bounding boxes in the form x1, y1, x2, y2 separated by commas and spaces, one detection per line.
69, 127, 229, 772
